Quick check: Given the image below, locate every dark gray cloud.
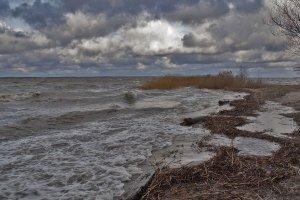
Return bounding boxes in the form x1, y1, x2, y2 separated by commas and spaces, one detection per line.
9, 0, 200, 28
166, 0, 230, 24
182, 33, 213, 48
8, 0, 264, 29
230, 0, 263, 13
0, 0, 10, 16
12, 0, 63, 28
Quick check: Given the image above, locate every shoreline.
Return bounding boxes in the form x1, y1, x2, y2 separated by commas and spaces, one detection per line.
135, 85, 300, 200
120, 89, 248, 199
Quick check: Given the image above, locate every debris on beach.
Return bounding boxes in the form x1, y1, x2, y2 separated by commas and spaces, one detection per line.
218, 99, 230, 106
141, 146, 296, 200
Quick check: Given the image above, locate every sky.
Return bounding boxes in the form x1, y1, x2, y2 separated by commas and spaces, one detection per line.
0, 0, 299, 77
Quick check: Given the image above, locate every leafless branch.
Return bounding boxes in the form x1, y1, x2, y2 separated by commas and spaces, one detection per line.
268, 0, 300, 54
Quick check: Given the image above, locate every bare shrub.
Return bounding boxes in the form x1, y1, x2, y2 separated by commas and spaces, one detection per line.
269, 0, 300, 54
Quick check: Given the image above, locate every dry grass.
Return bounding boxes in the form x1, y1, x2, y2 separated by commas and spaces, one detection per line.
141, 146, 296, 200
142, 72, 267, 90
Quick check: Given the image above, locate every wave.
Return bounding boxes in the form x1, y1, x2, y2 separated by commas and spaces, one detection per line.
0, 92, 41, 102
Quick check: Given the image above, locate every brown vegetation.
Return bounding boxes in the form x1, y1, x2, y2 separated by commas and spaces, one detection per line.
141, 146, 296, 200
141, 72, 266, 90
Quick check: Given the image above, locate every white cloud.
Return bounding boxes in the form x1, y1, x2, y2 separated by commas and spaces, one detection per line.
136, 62, 147, 70
41, 11, 109, 45
64, 12, 108, 38
30, 34, 49, 46
155, 57, 177, 68
75, 18, 186, 57
233, 49, 262, 63
0, 20, 50, 54
12, 63, 31, 73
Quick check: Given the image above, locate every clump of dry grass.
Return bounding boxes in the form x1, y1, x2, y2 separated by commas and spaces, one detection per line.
142, 72, 266, 90
141, 146, 296, 200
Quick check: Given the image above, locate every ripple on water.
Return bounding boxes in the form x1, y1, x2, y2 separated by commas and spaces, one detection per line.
0, 85, 249, 200
0, 113, 209, 200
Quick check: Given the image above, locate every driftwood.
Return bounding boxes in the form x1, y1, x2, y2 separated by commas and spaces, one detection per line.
218, 100, 230, 106
181, 100, 232, 126
180, 116, 204, 126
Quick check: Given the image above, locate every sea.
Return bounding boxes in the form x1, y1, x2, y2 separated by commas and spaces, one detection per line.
0, 77, 299, 200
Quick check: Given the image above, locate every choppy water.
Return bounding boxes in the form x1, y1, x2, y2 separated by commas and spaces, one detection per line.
263, 77, 300, 85
0, 77, 270, 199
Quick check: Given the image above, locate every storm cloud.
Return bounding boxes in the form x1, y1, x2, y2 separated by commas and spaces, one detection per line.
0, 0, 298, 76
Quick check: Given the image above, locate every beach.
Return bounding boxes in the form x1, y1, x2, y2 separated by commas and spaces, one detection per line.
0, 77, 300, 200
138, 84, 300, 200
